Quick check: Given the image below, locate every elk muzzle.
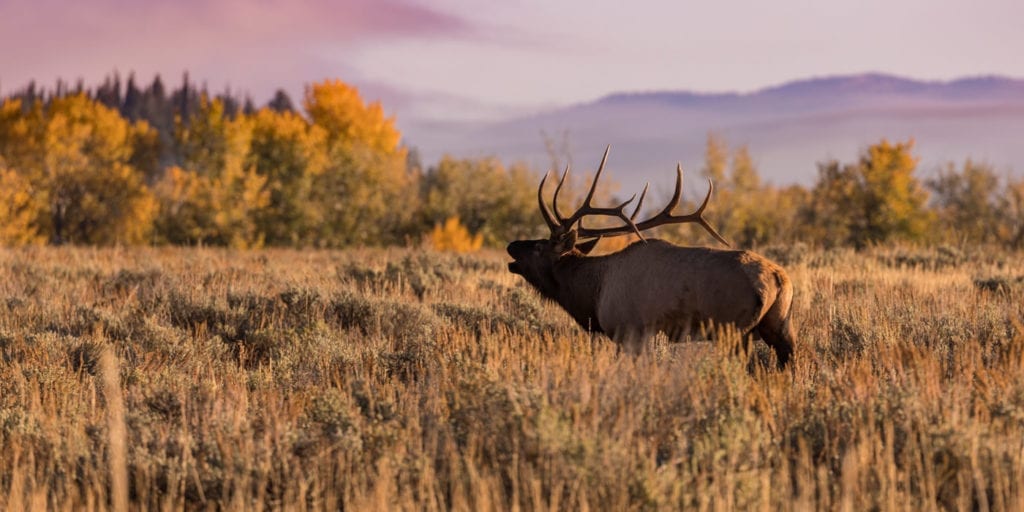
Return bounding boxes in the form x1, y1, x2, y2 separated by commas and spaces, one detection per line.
506, 240, 534, 275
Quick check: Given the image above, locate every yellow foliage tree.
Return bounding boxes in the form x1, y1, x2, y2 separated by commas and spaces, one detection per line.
304, 79, 402, 155
670, 135, 771, 247
10, 94, 158, 245
154, 164, 268, 249
0, 168, 44, 245
175, 97, 252, 178
152, 166, 211, 244
246, 108, 327, 245
0, 99, 44, 173
428, 216, 483, 253
160, 98, 269, 248
803, 139, 931, 248
304, 80, 413, 246
1001, 178, 1024, 249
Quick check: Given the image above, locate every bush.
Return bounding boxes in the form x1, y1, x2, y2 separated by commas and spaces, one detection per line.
428, 216, 483, 253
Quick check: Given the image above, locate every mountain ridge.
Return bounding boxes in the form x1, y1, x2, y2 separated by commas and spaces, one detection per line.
402, 72, 1024, 187
591, 73, 1024, 106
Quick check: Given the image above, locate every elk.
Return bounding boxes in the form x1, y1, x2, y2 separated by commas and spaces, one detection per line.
507, 146, 795, 368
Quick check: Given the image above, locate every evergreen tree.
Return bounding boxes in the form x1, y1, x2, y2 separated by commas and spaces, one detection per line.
243, 96, 256, 116
94, 72, 122, 109
122, 73, 142, 121
268, 89, 295, 112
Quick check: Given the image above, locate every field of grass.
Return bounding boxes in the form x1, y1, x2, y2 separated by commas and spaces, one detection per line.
1, 244, 1023, 510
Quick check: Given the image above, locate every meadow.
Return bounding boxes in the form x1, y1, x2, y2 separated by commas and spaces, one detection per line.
0, 244, 1022, 510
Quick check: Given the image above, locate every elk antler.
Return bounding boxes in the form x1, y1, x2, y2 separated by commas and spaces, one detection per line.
575, 163, 730, 247
539, 146, 644, 240
538, 146, 730, 247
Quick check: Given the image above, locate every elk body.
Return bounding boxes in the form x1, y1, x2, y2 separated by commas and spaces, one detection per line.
507, 147, 795, 368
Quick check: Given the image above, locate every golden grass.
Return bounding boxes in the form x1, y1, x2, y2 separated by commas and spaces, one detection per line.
0, 244, 1022, 510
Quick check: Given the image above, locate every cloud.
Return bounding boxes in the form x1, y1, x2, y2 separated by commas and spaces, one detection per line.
0, 0, 472, 101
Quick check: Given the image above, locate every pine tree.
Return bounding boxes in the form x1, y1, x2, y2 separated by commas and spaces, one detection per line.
122, 73, 142, 121
268, 89, 295, 112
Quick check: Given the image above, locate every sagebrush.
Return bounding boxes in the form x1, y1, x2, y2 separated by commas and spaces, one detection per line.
0, 245, 1022, 510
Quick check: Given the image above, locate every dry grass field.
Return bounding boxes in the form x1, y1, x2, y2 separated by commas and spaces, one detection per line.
1, 244, 1023, 510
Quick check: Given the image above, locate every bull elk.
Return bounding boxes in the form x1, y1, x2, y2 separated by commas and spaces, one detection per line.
507, 146, 795, 368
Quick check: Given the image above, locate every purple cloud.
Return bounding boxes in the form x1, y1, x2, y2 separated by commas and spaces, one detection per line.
0, 0, 472, 101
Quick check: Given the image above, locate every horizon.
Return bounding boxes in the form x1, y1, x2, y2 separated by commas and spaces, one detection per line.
5, 68, 1024, 115
5, 69, 1024, 188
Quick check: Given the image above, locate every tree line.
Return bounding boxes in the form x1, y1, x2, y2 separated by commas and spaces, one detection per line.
1, 74, 1023, 250
0, 75, 541, 248
692, 134, 1024, 250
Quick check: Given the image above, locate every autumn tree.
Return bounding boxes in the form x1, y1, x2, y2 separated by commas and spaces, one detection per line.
700, 132, 729, 185
428, 217, 484, 253
0, 95, 158, 245
420, 156, 540, 246
770, 185, 813, 244
152, 166, 214, 245
246, 108, 327, 245
0, 99, 44, 174
304, 80, 414, 246
156, 98, 268, 247
0, 167, 44, 245
927, 160, 1001, 244
723, 145, 771, 246
999, 178, 1024, 249
686, 134, 800, 248
153, 165, 268, 248
803, 140, 931, 248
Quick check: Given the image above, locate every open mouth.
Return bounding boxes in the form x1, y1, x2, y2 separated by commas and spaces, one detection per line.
507, 261, 521, 274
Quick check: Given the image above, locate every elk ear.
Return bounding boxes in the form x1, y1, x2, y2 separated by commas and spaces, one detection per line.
575, 237, 601, 255
552, 230, 578, 254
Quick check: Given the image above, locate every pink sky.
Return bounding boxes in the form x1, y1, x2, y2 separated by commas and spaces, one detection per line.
3, 0, 1023, 123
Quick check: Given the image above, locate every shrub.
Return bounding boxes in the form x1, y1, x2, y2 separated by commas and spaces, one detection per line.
427, 216, 483, 253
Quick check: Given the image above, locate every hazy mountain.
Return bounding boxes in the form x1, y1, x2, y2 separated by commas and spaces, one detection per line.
402, 73, 1024, 190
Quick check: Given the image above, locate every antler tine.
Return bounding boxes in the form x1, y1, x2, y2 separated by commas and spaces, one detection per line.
693, 177, 714, 215
662, 164, 685, 216
552, 164, 570, 222
558, 145, 611, 227
691, 179, 731, 247
631, 183, 649, 221
583, 145, 612, 207
537, 172, 559, 231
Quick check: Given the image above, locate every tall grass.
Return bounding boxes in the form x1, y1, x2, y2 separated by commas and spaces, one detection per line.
0, 245, 1022, 510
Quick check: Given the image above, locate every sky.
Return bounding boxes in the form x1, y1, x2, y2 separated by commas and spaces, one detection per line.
2, 0, 1023, 124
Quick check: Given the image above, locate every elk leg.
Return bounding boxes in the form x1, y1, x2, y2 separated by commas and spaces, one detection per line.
611, 326, 649, 355
755, 320, 794, 369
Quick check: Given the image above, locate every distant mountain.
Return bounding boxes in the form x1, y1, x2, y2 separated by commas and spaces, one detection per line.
401, 73, 1024, 190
